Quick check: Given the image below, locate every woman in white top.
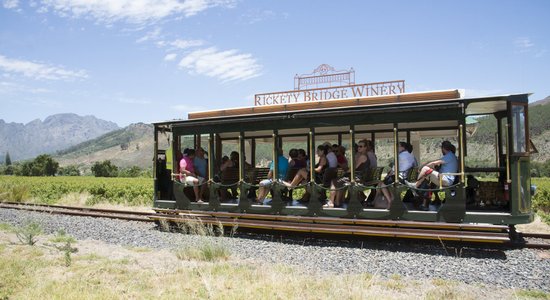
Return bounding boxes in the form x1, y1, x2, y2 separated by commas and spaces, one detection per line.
325, 146, 338, 168
379, 142, 417, 209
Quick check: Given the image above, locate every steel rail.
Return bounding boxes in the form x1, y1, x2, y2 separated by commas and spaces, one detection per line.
1, 202, 549, 249
520, 232, 550, 239
520, 242, 550, 250
0, 202, 157, 222
1, 201, 154, 216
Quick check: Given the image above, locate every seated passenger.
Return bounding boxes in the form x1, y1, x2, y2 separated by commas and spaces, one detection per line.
284, 144, 329, 189
296, 149, 308, 169
333, 140, 372, 207
336, 145, 349, 171
329, 145, 348, 207
179, 149, 204, 203
220, 151, 239, 171
288, 148, 298, 167
325, 143, 338, 172
219, 152, 239, 200
405, 140, 458, 210
379, 142, 416, 209
365, 140, 377, 168
256, 148, 289, 203
193, 147, 208, 199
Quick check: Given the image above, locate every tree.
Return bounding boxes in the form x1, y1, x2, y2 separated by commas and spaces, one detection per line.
12, 155, 59, 176
3, 165, 14, 175
118, 166, 142, 178
32, 154, 59, 176
15, 161, 33, 176
91, 160, 118, 177
5, 152, 11, 166
58, 165, 81, 176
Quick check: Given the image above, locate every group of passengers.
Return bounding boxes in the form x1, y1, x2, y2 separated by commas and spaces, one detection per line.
178, 140, 459, 210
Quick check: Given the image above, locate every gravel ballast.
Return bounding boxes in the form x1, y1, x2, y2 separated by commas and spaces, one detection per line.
1, 208, 548, 292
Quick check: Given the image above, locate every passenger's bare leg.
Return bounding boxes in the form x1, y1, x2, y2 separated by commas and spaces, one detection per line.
193, 179, 201, 201
284, 169, 306, 188
414, 166, 431, 187
329, 182, 336, 207
380, 184, 393, 208
334, 188, 345, 207
257, 186, 268, 202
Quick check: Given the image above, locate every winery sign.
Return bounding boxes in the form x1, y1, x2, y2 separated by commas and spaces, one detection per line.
254, 64, 405, 106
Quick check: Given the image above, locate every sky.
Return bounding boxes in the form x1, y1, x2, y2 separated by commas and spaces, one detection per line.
0, 0, 549, 127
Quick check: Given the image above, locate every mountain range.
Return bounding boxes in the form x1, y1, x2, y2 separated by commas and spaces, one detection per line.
0, 113, 119, 162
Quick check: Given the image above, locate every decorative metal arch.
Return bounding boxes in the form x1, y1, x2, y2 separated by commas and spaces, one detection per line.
294, 64, 355, 90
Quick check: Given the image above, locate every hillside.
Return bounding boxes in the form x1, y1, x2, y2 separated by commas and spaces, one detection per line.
0, 114, 119, 161
469, 96, 550, 163
55, 123, 161, 171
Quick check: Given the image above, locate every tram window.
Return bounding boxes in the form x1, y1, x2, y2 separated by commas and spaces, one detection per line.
282, 136, 307, 164
254, 141, 274, 167
219, 138, 238, 170
465, 114, 499, 168
511, 105, 527, 153
179, 135, 195, 154
199, 134, 209, 154
372, 137, 396, 167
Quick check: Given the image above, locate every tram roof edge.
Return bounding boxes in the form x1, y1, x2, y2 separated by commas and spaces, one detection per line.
151, 90, 531, 125
187, 89, 462, 120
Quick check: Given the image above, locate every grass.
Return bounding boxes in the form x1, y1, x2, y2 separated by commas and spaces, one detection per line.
0, 234, 546, 300
516, 289, 550, 299
175, 240, 231, 262
0, 222, 14, 232
48, 229, 76, 244
172, 217, 231, 262
125, 246, 151, 253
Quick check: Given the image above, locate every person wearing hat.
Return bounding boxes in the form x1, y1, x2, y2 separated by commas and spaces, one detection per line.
406, 140, 458, 189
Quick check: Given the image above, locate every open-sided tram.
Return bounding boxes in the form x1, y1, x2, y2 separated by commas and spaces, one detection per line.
152, 89, 534, 227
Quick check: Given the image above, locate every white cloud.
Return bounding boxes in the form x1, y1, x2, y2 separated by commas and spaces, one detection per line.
156, 38, 204, 50
164, 53, 178, 61
37, 0, 236, 25
170, 39, 204, 49
513, 37, 546, 58
3, 0, 19, 9
241, 9, 277, 24
136, 27, 162, 43
514, 37, 534, 50
178, 47, 262, 82
0, 55, 88, 80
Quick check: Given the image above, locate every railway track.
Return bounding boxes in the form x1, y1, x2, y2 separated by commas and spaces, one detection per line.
1, 201, 549, 249
0, 202, 157, 222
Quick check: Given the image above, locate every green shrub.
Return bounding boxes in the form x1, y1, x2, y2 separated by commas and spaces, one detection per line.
49, 229, 76, 244
16, 222, 43, 246
0, 184, 30, 202
91, 160, 118, 177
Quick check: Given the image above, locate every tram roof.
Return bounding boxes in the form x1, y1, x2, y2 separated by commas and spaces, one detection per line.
152, 90, 530, 127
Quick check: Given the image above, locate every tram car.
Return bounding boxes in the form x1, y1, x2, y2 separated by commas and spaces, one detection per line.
152, 89, 534, 226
